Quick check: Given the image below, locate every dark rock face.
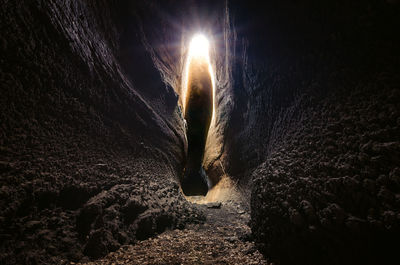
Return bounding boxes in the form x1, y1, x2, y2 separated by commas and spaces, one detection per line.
0, 0, 203, 263
250, 82, 400, 264
230, 1, 400, 264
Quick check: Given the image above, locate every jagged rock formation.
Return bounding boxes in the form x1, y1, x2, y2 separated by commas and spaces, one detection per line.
251, 76, 399, 264
0, 0, 203, 263
1, 0, 399, 264
227, 1, 400, 264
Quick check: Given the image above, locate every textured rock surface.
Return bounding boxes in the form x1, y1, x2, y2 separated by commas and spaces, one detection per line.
0, 0, 203, 264
237, 1, 400, 264
250, 80, 400, 264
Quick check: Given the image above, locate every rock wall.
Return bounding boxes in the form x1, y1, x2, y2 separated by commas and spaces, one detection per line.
125, 0, 237, 185
228, 0, 400, 264
251, 73, 399, 264
0, 0, 203, 263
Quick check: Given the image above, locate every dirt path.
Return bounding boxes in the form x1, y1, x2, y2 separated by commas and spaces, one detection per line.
77, 182, 269, 265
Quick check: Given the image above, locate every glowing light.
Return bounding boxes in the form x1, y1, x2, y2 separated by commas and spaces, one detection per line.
188, 34, 209, 58
182, 33, 216, 124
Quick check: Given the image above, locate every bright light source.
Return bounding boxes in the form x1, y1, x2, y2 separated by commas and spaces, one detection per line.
188, 34, 210, 58
182, 33, 216, 124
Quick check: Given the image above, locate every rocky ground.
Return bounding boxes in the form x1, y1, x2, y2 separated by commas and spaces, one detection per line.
77, 199, 268, 265
0, 137, 205, 264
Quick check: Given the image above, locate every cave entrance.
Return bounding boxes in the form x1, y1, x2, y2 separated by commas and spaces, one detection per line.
180, 34, 215, 196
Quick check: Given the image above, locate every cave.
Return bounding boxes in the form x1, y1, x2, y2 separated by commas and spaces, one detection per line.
181, 34, 214, 196
1, 0, 399, 264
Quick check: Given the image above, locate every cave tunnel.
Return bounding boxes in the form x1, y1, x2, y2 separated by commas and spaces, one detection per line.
181, 34, 214, 196
1, 0, 400, 264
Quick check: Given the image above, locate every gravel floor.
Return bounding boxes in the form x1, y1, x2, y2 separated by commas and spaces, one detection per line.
77, 200, 269, 265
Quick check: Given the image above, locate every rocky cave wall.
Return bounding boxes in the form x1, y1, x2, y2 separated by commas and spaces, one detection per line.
124, 0, 238, 185
222, 0, 400, 264
0, 0, 205, 263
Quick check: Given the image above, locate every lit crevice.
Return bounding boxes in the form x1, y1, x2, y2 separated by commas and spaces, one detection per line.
182, 34, 216, 125
180, 33, 216, 196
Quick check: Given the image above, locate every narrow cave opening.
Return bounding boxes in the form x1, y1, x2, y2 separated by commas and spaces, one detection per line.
180, 34, 215, 196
